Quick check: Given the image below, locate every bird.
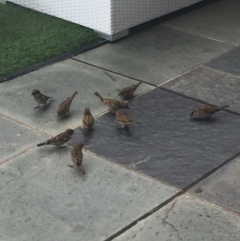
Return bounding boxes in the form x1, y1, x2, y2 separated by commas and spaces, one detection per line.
94, 91, 129, 111
68, 143, 85, 175
190, 104, 229, 118
57, 91, 78, 116
116, 110, 140, 128
118, 82, 142, 100
31, 89, 53, 109
82, 107, 94, 130
37, 129, 74, 147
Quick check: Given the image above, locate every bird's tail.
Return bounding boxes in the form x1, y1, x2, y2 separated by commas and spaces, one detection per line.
215, 105, 229, 112
70, 91, 78, 102
94, 91, 104, 102
135, 81, 143, 88
37, 141, 48, 147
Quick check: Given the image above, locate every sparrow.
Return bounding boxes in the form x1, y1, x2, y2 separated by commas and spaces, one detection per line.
116, 110, 140, 128
82, 107, 94, 130
94, 91, 129, 111
68, 143, 85, 175
57, 91, 78, 116
31, 89, 53, 109
118, 82, 142, 100
37, 129, 74, 147
190, 104, 229, 118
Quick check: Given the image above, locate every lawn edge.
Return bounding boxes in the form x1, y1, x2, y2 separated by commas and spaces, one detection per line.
0, 38, 107, 83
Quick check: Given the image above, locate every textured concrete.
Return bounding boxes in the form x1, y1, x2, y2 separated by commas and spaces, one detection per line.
190, 156, 240, 214
0, 114, 48, 163
69, 87, 240, 189
163, 0, 240, 45
113, 195, 240, 241
0, 59, 152, 135
205, 47, 240, 76
75, 25, 232, 85
0, 148, 178, 241
163, 65, 240, 114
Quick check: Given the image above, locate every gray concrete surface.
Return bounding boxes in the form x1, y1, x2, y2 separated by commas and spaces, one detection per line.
190, 156, 240, 214
0, 148, 178, 241
0, 114, 48, 163
75, 25, 232, 85
1, 0, 240, 240
163, 65, 240, 113
70, 87, 240, 189
205, 47, 240, 76
0, 59, 152, 136
163, 0, 240, 45
113, 195, 240, 241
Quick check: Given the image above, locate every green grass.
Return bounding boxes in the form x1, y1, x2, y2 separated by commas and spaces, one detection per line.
0, 3, 99, 76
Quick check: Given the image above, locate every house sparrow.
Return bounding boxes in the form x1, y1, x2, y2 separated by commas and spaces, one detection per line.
94, 91, 129, 111
31, 89, 53, 109
116, 110, 140, 128
37, 129, 74, 147
68, 143, 85, 175
118, 82, 142, 100
57, 91, 78, 116
82, 107, 94, 130
190, 104, 229, 118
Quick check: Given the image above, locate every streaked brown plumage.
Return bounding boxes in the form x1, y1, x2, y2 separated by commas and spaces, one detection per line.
82, 107, 94, 130
116, 110, 140, 128
190, 104, 229, 118
68, 143, 85, 175
31, 89, 53, 108
118, 82, 142, 100
94, 91, 129, 111
37, 129, 74, 147
57, 91, 78, 116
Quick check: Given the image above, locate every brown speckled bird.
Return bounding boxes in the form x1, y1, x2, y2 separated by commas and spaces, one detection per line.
94, 91, 129, 111
118, 82, 142, 100
190, 104, 229, 118
31, 89, 53, 109
37, 129, 74, 147
68, 143, 85, 175
116, 110, 140, 128
57, 91, 78, 116
82, 107, 94, 130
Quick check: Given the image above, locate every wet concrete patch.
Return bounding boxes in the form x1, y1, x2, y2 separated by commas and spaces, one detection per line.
70, 87, 240, 189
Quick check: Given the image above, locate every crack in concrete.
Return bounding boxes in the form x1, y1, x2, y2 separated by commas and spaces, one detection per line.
129, 156, 151, 169
216, 192, 224, 201
3, 166, 23, 187
162, 200, 182, 240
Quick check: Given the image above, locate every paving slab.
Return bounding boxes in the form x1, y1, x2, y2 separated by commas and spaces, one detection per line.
113, 195, 240, 241
163, 0, 240, 45
0, 114, 48, 164
205, 47, 240, 77
0, 147, 178, 241
69, 87, 240, 189
190, 156, 240, 214
0, 59, 152, 136
163, 65, 240, 114
74, 25, 232, 85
